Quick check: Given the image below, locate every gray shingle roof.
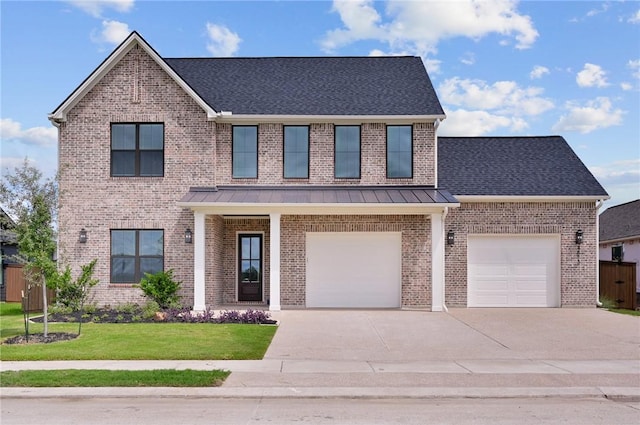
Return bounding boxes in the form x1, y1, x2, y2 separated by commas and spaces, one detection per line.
165, 57, 444, 116
438, 136, 609, 197
599, 199, 640, 242
180, 186, 458, 205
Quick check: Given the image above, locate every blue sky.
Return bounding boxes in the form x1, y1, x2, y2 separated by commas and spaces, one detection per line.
1, 0, 638, 209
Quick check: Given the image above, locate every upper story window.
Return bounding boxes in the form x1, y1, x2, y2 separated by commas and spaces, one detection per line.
111, 229, 164, 284
233, 126, 258, 178
284, 126, 309, 179
111, 123, 164, 177
387, 125, 413, 178
335, 125, 361, 179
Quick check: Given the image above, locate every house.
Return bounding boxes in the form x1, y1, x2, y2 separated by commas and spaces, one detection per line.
599, 200, 640, 293
0, 208, 20, 301
48, 32, 609, 311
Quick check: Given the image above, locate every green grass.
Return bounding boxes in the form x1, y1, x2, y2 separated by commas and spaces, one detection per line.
0, 369, 230, 387
606, 308, 640, 317
0, 302, 277, 361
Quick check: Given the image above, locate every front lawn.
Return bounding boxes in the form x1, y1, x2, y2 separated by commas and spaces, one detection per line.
0, 369, 230, 387
0, 302, 277, 361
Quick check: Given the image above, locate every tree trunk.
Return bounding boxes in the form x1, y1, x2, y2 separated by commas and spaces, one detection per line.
42, 273, 48, 337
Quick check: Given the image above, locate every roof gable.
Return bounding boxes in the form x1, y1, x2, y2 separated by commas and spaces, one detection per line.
438, 136, 609, 198
599, 199, 640, 241
164, 56, 444, 117
49, 32, 216, 123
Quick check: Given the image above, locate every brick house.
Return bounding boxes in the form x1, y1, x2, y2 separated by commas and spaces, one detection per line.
49, 32, 608, 311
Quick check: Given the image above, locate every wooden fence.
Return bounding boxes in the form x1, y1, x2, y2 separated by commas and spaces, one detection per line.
599, 260, 637, 310
4, 264, 55, 312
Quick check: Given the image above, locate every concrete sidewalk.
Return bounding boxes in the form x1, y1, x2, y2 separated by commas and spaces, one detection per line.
2, 309, 639, 400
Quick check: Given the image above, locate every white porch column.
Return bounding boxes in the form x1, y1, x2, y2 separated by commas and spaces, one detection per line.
193, 211, 206, 311
269, 212, 281, 311
431, 212, 445, 312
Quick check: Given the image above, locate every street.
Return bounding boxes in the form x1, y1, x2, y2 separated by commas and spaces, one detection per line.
2, 397, 639, 425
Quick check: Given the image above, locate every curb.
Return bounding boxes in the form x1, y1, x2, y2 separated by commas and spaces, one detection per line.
2, 386, 639, 401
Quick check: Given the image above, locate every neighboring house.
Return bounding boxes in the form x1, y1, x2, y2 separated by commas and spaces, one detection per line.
599, 199, 640, 292
48, 32, 609, 311
0, 208, 20, 301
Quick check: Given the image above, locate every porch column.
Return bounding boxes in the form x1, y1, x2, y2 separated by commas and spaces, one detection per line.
269, 212, 281, 311
193, 211, 206, 311
431, 212, 445, 312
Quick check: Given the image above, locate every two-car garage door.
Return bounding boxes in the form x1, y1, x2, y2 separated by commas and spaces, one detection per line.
306, 232, 402, 308
467, 235, 560, 307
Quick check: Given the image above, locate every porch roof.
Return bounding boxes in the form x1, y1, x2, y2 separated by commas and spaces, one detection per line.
178, 186, 459, 212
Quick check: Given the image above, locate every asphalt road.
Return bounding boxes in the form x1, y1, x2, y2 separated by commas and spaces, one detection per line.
2, 397, 639, 425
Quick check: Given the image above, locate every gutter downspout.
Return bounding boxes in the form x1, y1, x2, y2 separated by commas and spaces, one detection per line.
595, 199, 605, 307
434, 119, 441, 188
442, 206, 449, 313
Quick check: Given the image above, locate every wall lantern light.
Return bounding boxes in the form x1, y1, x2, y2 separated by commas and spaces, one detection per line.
447, 230, 455, 246
79, 228, 87, 244
185, 228, 193, 244
575, 229, 583, 245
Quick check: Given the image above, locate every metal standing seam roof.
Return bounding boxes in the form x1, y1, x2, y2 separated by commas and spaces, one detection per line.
599, 199, 640, 242
164, 56, 445, 116
179, 186, 459, 205
437, 136, 609, 197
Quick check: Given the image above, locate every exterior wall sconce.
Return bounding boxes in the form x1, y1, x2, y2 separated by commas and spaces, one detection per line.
575, 230, 583, 245
447, 230, 455, 246
79, 228, 87, 244
185, 228, 193, 244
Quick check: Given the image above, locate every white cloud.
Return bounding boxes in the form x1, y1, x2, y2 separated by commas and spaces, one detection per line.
586, 3, 610, 18
530, 65, 549, 79
321, 0, 538, 56
91, 20, 131, 45
0, 118, 57, 147
0, 157, 37, 176
67, 0, 134, 18
620, 82, 633, 91
460, 52, 475, 66
438, 109, 524, 136
590, 159, 640, 207
438, 77, 554, 116
205, 23, 242, 56
628, 9, 640, 24
628, 59, 640, 79
576, 63, 609, 88
552, 97, 624, 134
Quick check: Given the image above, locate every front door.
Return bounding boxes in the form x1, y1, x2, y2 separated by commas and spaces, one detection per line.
238, 234, 263, 302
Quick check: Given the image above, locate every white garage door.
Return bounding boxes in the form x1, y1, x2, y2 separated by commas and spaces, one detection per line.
306, 232, 402, 308
468, 235, 560, 307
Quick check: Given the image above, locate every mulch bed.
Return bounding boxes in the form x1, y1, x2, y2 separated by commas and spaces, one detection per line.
4, 333, 79, 345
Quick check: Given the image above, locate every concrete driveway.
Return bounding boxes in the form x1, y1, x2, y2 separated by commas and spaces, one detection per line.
265, 308, 640, 362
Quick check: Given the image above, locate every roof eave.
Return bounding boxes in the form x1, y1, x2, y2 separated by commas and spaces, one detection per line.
213, 114, 446, 124
48, 31, 217, 124
599, 235, 640, 244
455, 195, 611, 202
177, 201, 460, 215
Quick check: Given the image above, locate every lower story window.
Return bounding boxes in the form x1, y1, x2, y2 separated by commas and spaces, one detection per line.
111, 229, 164, 283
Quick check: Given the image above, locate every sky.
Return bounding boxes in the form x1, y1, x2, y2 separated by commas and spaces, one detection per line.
1, 0, 639, 210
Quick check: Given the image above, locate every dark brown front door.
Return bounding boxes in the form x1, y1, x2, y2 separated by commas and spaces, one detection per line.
238, 234, 262, 302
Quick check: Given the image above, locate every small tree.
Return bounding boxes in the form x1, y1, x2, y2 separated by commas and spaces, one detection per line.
1, 159, 58, 337
138, 269, 182, 309
55, 259, 99, 334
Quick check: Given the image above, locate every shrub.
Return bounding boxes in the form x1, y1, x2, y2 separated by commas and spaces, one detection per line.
138, 270, 181, 309
54, 259, 99, 311
142, 301, 160, 320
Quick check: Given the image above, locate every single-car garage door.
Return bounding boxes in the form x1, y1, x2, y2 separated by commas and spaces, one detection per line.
306, 232, 402, 308
468, 235, 560, 307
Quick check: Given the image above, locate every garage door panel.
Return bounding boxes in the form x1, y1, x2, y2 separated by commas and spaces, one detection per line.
468, 235, 560, 308
306, 232, 402, 308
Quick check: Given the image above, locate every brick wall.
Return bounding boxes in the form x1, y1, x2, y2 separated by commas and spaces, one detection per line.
280, 215, 431, 308
57, 44, 216, 306
444, 202, 598, 307
216, 122, 436, 186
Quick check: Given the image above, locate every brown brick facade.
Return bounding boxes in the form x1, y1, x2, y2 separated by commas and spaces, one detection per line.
444, 202, 598, 307
55, 42, 600, 310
